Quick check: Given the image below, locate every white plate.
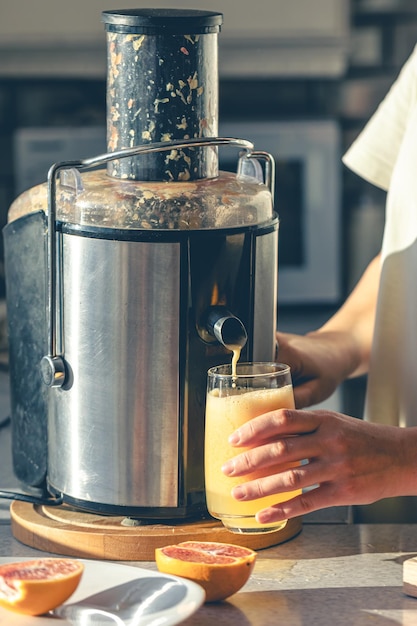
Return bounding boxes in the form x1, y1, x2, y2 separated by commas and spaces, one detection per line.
0, 557, 205, 625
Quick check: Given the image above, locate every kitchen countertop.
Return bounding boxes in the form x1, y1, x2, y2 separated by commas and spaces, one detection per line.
1, 521, 417, 624
1, 372, 417, 624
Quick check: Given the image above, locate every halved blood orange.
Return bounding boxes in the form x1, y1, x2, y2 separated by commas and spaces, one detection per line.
0, 558, 84, 616
155, 541, 256, 603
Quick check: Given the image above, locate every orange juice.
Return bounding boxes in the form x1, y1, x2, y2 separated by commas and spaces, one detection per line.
205, 381, 299, 533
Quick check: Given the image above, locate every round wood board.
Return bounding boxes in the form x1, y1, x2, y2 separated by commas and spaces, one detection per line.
10, 501, 302, 561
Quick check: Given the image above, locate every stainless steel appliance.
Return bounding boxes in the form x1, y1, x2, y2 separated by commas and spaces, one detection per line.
3, 9, 278, 519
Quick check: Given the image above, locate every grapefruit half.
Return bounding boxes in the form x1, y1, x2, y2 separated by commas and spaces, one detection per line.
155, 541, 256, 602
0, 558, 84, 615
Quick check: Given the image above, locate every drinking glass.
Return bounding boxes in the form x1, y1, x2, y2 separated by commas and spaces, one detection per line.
205, 362, 300, 534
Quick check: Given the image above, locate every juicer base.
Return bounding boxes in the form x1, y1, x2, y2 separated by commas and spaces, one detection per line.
10, 500, 302, 561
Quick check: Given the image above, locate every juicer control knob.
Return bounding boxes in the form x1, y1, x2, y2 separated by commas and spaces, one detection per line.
40, 355, 66, 388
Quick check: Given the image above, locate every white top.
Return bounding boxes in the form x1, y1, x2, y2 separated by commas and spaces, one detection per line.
343, 44, 417, 427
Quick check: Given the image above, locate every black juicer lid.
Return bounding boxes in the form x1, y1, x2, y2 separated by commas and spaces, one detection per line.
102, 8, 223, 34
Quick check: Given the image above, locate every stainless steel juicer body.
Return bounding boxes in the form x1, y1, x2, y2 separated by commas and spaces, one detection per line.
2, 9, 278, 519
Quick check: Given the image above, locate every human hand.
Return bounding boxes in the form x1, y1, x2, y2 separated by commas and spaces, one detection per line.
275, 330, 360, 408
221, 408, 417, 523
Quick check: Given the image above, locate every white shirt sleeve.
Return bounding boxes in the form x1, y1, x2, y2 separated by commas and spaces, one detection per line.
342, 44, 417, 191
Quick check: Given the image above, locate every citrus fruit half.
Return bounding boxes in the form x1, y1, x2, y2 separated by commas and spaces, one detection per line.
0, 558, 84, 616
155, 541, 256, 603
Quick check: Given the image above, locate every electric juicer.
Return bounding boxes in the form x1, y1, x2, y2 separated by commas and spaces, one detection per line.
2, 8, 279, 522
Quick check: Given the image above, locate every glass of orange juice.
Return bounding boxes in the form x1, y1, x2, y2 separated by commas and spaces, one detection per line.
204, 362, 300, 534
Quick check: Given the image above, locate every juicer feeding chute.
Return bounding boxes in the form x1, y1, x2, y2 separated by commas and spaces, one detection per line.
3, 9, 279, 520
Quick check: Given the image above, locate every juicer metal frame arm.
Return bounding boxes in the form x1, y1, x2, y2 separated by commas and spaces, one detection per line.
39, 137, 275, 388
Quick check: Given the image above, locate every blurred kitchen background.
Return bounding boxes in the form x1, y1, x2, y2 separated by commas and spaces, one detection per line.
0, 0, 416, 420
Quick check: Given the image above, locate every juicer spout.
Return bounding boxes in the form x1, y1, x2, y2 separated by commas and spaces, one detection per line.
205, 306, 247, 350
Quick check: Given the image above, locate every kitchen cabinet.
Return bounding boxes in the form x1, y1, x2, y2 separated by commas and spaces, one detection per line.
0, 0, 350, 78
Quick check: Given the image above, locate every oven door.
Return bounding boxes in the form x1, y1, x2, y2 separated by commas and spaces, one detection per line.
219, 120, 342, 305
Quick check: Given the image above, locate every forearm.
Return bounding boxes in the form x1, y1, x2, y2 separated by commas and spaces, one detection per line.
315, 253, 381, 377
275, 254, 382, 407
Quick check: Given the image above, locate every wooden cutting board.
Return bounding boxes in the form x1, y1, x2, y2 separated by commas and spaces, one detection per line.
10, 501, 302, 561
